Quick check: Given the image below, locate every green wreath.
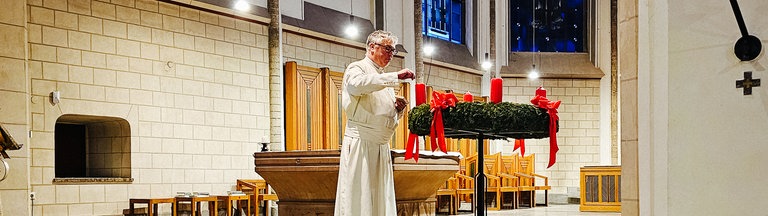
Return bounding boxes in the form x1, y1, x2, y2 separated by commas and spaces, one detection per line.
407, 102, 557, 140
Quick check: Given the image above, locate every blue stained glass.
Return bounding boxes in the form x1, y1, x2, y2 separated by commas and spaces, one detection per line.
510, 0, 585, 52
423, 0, 464, 44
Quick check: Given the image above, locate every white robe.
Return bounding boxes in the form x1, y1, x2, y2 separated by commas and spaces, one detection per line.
334, 57, 403, 216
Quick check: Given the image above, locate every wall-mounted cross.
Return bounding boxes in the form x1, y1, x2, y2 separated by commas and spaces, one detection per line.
736, 71, 760, 95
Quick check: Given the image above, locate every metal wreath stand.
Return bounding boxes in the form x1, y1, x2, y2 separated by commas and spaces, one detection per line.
0, 158, 8, 182
0, 123, 22, 182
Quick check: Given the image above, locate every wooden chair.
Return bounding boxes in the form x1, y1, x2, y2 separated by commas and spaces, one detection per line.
514, 154, 551, 207
482, 153, 502, 211
497, 155, 520, 209
513, 155, 536, 208
525, 154, 551, 206
435, 177, 458, 215
455, 154, 477, 212
236, 179, 278, 216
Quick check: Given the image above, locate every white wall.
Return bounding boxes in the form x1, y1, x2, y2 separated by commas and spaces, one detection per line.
596, 0, 613, 165
641, 0, 768, 215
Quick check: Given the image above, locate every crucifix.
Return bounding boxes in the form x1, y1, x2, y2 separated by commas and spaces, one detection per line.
736, 71, 761, 95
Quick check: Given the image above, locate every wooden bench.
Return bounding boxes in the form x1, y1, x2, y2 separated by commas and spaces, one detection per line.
435, 177, 458, 215
216, 194, 250, 216
129, 198, 176, 216
174, 196, 217, 216
236, 179, 278, 216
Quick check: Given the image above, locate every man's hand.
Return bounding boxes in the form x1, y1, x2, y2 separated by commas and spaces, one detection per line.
395, 96, 408, 112
397, 69, 415, 80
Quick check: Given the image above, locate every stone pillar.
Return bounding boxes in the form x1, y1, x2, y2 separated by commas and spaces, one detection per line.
413, 0, 423, 83
618, 0, 639, 215
610, 0, 619, 164
268, 0, 283, 150
0, 0, 30, 215
489, 0, 496, 77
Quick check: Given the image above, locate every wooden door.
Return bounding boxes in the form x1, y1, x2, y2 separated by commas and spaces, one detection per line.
285, 62, 325, 151
324, 69, 345, 150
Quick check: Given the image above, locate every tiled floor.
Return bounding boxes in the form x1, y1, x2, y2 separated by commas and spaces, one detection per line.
445, 204, 621, 216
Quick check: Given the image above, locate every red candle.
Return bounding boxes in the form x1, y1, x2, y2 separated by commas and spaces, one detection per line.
463, 91, 473, 102
415, 83, 426, 105
490, 78, 503, 103
536, 86, 547, 97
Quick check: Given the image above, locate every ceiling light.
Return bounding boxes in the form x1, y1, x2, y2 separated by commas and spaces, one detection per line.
345, 24, 358, 39
423, 44, 435, 56
528, 65, 539, 80
234, 0, 250, 11
481, 61, 493, 70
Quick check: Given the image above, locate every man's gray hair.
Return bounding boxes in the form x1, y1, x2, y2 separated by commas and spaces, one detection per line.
366, 30, 398, 51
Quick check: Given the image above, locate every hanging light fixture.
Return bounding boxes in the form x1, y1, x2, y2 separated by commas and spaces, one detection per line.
423, 44, 435, 57
528, 0, 540, 80
482, 53, 493, 70
344, 0, 358, 38
424, 38, 437, 84
234, 0, 251, 11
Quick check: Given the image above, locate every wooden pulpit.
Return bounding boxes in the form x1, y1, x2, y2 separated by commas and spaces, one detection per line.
253, 150, 460, 216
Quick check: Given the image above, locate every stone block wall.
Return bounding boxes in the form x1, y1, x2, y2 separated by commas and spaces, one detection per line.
498, 77, 601, 201
0, 0, 31, 215
26, 0, 270, 214
422, 64, 482, 95
282, 31, 404, 73
86, 119, 131, 178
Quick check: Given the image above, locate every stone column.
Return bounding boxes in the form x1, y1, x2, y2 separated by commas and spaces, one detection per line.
268, 0, 283, 150
610, 0, 619, 164
489, 0, 496, 77
414, 0, 423, 82
618, 0, 639, 215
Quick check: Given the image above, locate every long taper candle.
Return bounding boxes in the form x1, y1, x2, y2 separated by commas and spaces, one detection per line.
490, 78, 503, 103
415, 83, 426, 105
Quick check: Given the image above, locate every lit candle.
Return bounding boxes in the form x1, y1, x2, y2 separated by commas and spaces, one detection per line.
463, 91, 473, 102
490, 78, 503, 103
536, 86, 547, 97
415, 83, 426, 105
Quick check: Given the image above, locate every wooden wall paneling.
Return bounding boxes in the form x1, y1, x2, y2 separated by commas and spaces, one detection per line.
391, 83, 410, 150
303, 66, 325, 151
324, 68, 345, 150
284, 62, 324, 151
424, 86, 435, 151
285, 62, 300, 151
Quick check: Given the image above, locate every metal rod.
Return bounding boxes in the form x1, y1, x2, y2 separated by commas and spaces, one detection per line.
475, 133, 486, 216
729, 0, 749, 37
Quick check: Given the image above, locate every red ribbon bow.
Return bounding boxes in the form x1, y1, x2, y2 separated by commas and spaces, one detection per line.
513, 139, 526, 157
405, 133, 420, 162
405, 92, 457, 161
429, 92, 457, 154
531, 94, 561, 168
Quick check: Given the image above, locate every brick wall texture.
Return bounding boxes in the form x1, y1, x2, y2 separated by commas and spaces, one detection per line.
26, 0, 269, 214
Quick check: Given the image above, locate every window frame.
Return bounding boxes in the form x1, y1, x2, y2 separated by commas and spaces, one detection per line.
423, 0, 465, 44
509, 0, 587, 52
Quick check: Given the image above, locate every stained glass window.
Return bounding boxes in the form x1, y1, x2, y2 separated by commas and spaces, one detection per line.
423, 0, 464, 44
510, 0, 585, 52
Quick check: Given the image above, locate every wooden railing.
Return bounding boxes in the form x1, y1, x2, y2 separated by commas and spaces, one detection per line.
579, 165, 621, 212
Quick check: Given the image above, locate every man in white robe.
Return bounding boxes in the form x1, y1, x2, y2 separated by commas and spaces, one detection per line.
334, 30, 415, 216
